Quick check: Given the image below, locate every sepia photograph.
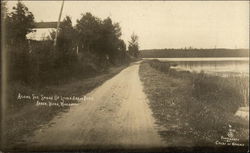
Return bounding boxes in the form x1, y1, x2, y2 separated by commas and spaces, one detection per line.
0, 0, 249, 152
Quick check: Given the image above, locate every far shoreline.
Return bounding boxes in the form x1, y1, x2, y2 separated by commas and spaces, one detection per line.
142, 57, 249, 61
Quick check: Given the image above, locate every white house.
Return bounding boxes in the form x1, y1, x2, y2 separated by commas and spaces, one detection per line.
26, 22, 58, 41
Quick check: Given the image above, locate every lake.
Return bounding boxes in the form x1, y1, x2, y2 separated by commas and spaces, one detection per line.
143, 57, 249, 77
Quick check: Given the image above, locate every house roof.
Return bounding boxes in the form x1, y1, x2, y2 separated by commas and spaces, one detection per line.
35, 22, 58, 28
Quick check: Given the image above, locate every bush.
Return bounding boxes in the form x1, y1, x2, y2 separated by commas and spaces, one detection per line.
147, 59, 170, 73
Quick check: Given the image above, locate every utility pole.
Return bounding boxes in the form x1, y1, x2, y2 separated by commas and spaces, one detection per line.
54, 0, 65, 47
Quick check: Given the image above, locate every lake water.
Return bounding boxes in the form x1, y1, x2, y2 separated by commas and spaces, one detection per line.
143, 57, 249, 77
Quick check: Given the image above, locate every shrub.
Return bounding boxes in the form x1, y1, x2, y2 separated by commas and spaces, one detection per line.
147, 59, 171, 73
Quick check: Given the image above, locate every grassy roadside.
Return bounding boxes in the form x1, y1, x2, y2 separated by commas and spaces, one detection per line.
139, 60, 249, 148
3, 64, 128, 149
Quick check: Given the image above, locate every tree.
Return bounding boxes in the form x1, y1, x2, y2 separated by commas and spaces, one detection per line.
4, 1, 35, 83
57, 16, 76, 54
76, 13, 126, 65
76, 12, 102, 53
118, 39, 126, 53
99, 17, 123, 64
55, 16, 77, 68
128, 33, 139, 58
116, 39, 128, 64
5, 1, 35, 45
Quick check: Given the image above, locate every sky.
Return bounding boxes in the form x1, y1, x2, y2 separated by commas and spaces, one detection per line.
6, 1, 249, 49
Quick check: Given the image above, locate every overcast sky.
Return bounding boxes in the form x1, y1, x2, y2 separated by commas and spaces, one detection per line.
6, 1, 249, 49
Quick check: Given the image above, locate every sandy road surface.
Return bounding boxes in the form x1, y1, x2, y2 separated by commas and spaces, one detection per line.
25, 62, 164, 149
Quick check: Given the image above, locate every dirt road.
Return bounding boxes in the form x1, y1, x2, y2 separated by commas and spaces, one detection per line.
25, 62, 164, 149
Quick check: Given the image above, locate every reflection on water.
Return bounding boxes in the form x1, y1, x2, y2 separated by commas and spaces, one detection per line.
144, 58, 249, 76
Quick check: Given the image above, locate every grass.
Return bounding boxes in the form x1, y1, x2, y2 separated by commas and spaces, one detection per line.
139, 60, 249, 148
3, 64, 128, 149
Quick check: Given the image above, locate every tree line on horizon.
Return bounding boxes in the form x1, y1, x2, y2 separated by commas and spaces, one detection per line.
2, 1, 140, 86
141, 48, 249, 58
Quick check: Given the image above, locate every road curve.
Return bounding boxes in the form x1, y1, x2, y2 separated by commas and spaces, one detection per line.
25, 62, 164, 149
